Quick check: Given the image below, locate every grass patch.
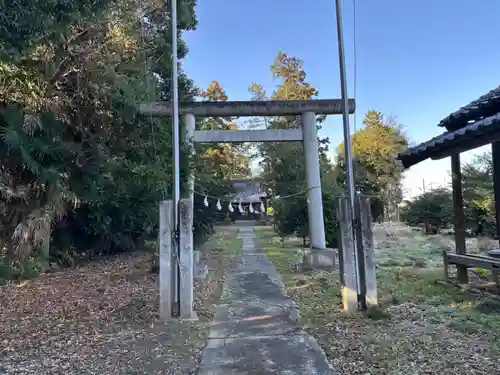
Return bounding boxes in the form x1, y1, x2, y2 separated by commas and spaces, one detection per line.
194, 225, 242, 320
256, 224, 500, 375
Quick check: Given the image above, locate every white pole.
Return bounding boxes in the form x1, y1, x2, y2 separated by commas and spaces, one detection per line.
171, 0, 180, 310
335, 0, 361, 295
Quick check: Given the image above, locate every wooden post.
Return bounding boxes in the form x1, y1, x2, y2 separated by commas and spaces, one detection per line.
357, 195, 377, 307
491, 142, 500, 245
40, 220, 51, 272
179, 198, 197, 320
337, 238, 345, 287
451, 153, 468, 283
338, 197, 358, 312
353, 197, 367, 309
159, 200, 174, 320
443, 251, 449, 280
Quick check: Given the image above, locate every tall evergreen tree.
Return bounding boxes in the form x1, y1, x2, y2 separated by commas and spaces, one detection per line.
251, 51, 340, 246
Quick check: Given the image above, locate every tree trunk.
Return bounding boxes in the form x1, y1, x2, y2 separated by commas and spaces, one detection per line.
40, 221, 51, 273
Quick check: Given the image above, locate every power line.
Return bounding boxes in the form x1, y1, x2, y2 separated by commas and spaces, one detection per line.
352, 0, 358, 131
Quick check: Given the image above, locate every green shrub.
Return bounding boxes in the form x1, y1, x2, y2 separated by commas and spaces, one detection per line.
0, 254, 43, 282
401, 188, 453, 230
0, 257, 12, 284
272, 190, 340, 249
474, 268, 490, 278
322, 190, 340, 248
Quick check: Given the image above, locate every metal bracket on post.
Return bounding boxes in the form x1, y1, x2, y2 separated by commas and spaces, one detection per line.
172, 205, 181, 318
353, 197, 367, 310
338, 194, 378, 312
170, 0, 181, 318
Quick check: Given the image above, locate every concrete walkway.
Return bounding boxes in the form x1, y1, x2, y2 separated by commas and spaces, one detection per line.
198, 223, 338, 375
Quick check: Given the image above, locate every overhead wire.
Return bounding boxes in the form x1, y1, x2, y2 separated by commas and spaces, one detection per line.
352, 0, 358, 132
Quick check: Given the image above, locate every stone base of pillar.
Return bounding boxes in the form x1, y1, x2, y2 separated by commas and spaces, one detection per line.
180, 311, 199, 322
195, 263, 209, 280
193, 249, 209, 280
193, 250, 201, 268
300, 248, 336, 270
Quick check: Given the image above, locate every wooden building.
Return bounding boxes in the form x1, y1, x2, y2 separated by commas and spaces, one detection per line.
229, 179, 268, 220
398, 86, 500, 283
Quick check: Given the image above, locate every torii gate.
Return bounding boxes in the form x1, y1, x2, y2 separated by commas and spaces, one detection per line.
139, 98, 355, 319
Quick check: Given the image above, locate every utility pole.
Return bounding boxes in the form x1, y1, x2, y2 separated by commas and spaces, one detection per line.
335, 0, 363, 302
171, 0, 180, 314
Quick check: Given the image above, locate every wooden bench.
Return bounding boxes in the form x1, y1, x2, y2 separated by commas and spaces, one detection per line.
443, 252, 500, 286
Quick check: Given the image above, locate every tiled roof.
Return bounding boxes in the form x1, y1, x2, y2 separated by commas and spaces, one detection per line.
438, 85, 500, 130
231, 192, 266, 203
399, 112, 500, 168
230, 179, 266, 202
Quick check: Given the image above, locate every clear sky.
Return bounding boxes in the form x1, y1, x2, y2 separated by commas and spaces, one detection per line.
181, 0, 500, 199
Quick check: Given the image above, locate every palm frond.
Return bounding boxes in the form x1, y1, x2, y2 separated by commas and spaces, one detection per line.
22, 113, 42, 136
0, 124, 23, 150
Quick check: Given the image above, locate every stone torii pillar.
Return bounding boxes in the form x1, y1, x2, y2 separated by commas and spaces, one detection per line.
301, 111, 326, 250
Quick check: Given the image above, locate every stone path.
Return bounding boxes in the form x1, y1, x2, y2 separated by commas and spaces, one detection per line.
197, 223, 339, 375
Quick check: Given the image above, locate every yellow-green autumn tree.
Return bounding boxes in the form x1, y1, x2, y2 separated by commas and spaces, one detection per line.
335, 110, 408, 221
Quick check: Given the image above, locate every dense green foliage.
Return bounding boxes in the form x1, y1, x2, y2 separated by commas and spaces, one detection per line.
462, 153, 495, 235
0, 0, 246, 280
401, 152, 495, 235
401, 188, 453, 230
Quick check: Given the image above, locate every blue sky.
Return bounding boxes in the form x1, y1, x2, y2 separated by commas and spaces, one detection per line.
182, 0, 500, 198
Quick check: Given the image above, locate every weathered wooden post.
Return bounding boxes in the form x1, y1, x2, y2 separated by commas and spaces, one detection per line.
338, 195, 378, 312
159, 200, 174, 320
451, 153, 468, 283
338, 197, 358, 312
40, 220, 51, 272
356, 195, 377, 307
179, 198, 197, 319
